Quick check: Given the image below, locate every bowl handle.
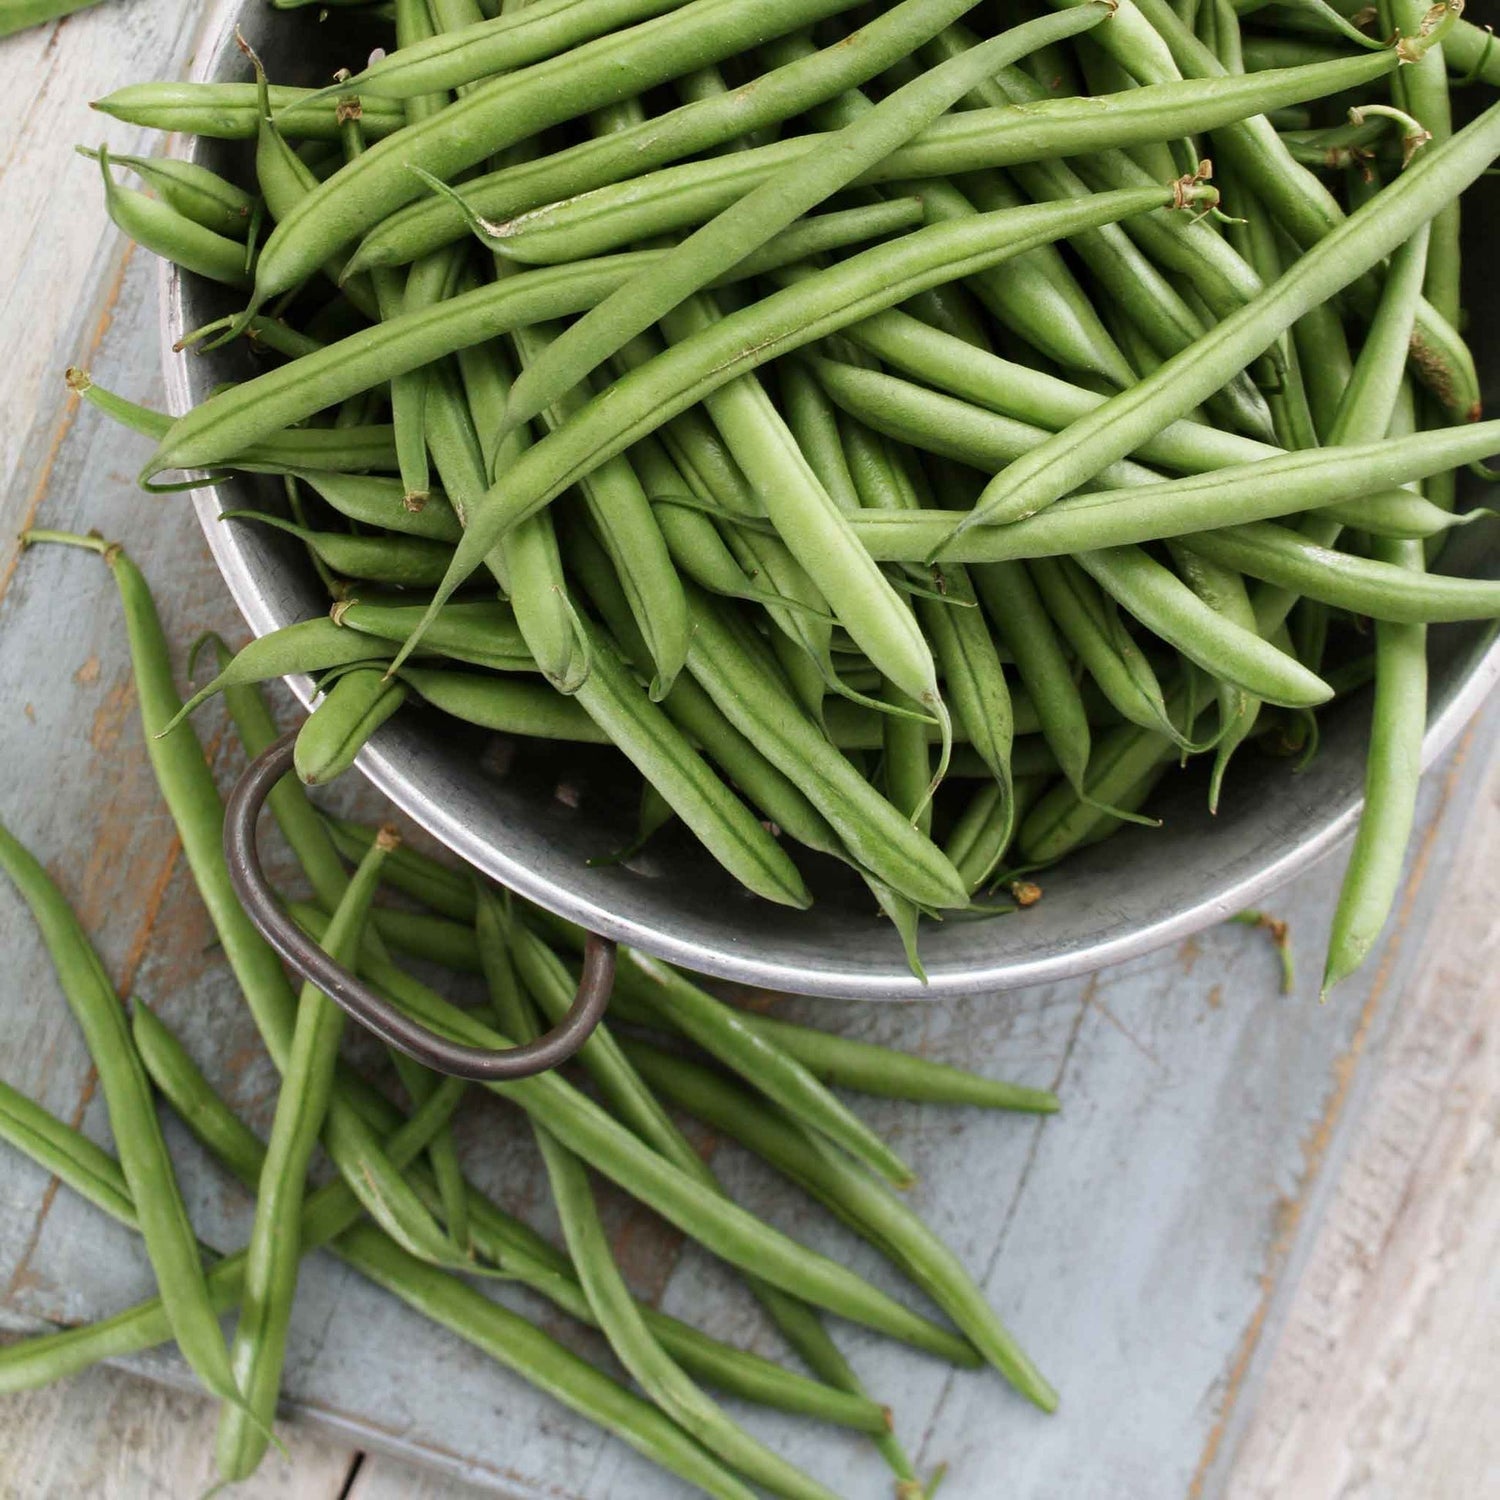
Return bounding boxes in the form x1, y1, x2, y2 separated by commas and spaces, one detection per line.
223, 732, 614, 1081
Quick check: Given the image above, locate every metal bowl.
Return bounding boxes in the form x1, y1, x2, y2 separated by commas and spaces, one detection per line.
164, 0, 1500, 999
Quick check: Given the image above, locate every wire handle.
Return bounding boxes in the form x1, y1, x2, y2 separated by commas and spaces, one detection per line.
224, 731, 614, 1080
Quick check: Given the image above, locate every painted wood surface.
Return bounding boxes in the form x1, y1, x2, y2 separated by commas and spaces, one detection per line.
0, 4, 1495, 1498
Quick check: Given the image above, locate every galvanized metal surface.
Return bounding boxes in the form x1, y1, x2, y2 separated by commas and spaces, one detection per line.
0, 3, 1496, 1497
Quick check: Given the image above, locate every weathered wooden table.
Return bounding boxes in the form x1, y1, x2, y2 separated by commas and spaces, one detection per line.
1, 6, 1496, 1497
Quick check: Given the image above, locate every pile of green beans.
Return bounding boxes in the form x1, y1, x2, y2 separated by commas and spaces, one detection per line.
5, 532, 1070, 1495
82, 0, 1498, 998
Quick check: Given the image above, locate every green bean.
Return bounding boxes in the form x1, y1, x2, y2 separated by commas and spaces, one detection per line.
22, 533, 466, 1279
0, 820, 245, 1414
919, 555, 1015, 788
959, 43, 1263, 327
841, 420, 1500, 561
1020, 725, 1176, 866
666, 294, 944, 728
455, 1178, 892, 1433
328, 819, 477, 920
294, 667, 408, 784
166, 617, 393, 728
247, 0, 871, 304
610, 947, 917, 1188
325, 0, 703, 99
0, 1068, 748, 1500
841, 310, 1274, 475
585, 623, 817, 906
357, 7, 880, 257
565, 520, 846, 860
70, 369, 400, 474
216, 830, 393, 1478
969, 559, 1092, 795
351, 47, 1395, 276
398, 664, 607, 741
20, 530, 304, 1087
83, 82, 418, 141
448, 141, 926, 263
954, 777, 1046, 895
439, 340, 591, 694
503, 3, 1115, 432
150, 216, 916, 480
0, 1078, 139, 1228
1167, 544, 1262, 810
0, 1064, 449, 1390
212, 634, 476, 1270
1187, 519, 1500, 622
219, 511, 455, 587
295, 906, 979, 1362
913, 161, 1137, 385
335, 597, 532, 670
614, 336, 843, 685
781, 361, 870, 515
75, 146, 255, 238
286, 471, 461, 542
949, 97, 1500, 542
491, 898, 918, 1481
544, 1124, 821, 1500
1029, 556, 1182, 739
810, 354, 1166, 491
390, 188, 1210, 664
481, 902, 837, 1500
1075, 546, 1333, 707
363, 908, 479, 971
731, 1001, 1059, 1112
633, 437, 818, 615
95, 145, 252, 288
1135, 0, 1477, 418
682, 586, 967, 908
625, 1041, 1055, 1410
512, 322, 689, 696
925, 32, 1274, 435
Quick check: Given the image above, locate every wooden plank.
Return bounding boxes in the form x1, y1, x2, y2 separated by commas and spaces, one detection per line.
0, 1361, 354, 1499
1215, 741, 1500, 1499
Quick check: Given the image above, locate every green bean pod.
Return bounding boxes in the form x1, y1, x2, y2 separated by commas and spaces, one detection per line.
503, 2, 1115, 431
1029, 556, 1182, 740
612, 948, 917, 1188
1076, 546, 1333, 707
298, 913, 979, 1361
215, 830, 394, 1478
248, 0, 874, 302
0, 1076, 139, 1229
92, 82, 411, 140
951, 98, 1500, 542
1186, 521, 1500, 623
441, 343, 592, 694
75, 146, 255, 238
294, 667, 408, 784
0, 820, 244, 1414
398, 665, 607, 742
96, 145, 252, 288
348, 47, 1397, 274
683, 587, 967, 909
625, 1041, 1056, 1411
291, 471, 463, 542
0, 1062, 752, 1500
219, 511, 456, 587
511, 322, 689, 696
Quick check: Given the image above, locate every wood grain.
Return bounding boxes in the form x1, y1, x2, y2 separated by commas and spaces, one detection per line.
1218, 748, 1500, 1499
